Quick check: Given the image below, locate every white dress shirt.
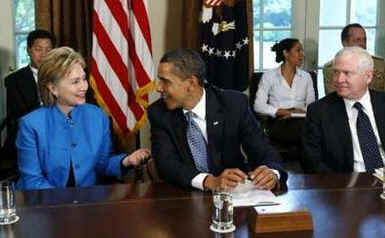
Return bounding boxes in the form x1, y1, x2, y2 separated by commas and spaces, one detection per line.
183, 89, 210, 190
254, 66, 315, 117
343, 90, 385, 172
30, 65, 38, 84
186, 89, 280, 190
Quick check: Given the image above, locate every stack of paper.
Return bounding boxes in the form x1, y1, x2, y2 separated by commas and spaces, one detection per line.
373, 168, 384, 182
231, 180, 279, 207
291, 113, 306, 118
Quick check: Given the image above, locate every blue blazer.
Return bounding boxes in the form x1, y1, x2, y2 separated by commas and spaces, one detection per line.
16, 104, 127, 190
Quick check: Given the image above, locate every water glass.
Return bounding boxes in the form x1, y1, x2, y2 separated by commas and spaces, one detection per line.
381, 168, 385, 200
0, 181, 19, 225
210, 191, 235, 233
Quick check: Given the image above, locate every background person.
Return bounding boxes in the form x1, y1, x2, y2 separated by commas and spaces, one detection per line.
323, 23, 385, 94
3, 29, 56, 162
254, 38, 315, 149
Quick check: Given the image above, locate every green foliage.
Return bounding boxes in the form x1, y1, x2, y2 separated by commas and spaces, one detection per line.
14, 0, 35, 32
253, 0, 291, 28
14, 0, 35, 68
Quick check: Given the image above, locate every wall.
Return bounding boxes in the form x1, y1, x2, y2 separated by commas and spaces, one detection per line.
140, 0, 183, 148
0, 0, 14, 141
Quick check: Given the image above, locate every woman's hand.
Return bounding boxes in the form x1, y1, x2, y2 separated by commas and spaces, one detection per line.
290, 108, 306, 114
122, 148, 151, 167
275, 108, 291, 119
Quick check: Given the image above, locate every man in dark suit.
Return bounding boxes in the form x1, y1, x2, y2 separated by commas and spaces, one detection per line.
2, 29, 56, 161
148, 49, 287, 191
303, 46, 385, 173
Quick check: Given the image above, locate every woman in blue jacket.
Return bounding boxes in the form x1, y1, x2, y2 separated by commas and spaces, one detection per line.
16, 47, 150, 190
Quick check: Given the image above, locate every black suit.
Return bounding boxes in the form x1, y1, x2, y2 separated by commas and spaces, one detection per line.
3, 66, 40, 160
303, 90, 385, 173
148, 85, 287, 188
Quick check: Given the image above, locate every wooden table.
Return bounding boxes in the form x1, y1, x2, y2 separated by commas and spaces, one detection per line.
1, 173, 385, 237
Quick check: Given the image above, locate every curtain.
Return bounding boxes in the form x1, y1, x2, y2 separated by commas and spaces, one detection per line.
35, 0, 93, 63
182, 0, 202, 50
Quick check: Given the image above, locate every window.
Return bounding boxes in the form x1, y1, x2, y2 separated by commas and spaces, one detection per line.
318, 0, 378, 67
316, 0, 379, 96
13, 0, 35, 69
253, 0, 292, 71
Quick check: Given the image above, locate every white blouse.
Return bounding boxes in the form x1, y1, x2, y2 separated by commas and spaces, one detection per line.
254, 66, 315, 117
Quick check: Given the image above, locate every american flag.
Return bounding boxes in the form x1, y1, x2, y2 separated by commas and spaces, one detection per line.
90, 0, 155, 147
204, 0, 224, 7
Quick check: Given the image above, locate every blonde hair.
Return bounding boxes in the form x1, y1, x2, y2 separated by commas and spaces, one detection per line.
38, 47, 85, 105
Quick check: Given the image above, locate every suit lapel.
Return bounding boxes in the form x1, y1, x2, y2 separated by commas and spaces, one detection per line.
168, 109, 193, 162
205, 88, 224, 174
19, 67, 39, 106
329, 95, 354, 169
371, 91, 385, 149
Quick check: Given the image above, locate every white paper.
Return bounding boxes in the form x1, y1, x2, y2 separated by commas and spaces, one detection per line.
291, 113, 306, 118
373, 168, 384, 182
231, 180, 279, 207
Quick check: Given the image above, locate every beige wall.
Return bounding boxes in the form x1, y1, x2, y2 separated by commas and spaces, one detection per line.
0, 0, 14, 134
140, 0, 183, 148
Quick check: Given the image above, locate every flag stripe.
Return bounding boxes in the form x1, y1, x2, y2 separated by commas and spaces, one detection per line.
104, 0, 130, 41
91, 0, 154, 141
130, 15, 154, 84
93, 11, 143, 120
92, 36, 128, 113
131, 0, 152, 54
90, 58, 129, 133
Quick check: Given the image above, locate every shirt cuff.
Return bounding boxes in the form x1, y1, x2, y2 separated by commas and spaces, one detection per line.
191, 173, 211, 190
270, 169, 280, 180
120, 154, 132, 175
270, 108, 278, 118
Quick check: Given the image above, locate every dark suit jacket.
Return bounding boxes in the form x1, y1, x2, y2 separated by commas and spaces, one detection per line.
303, 90, 385, 173
148, 85, 287, 188
3, 66, 40, 160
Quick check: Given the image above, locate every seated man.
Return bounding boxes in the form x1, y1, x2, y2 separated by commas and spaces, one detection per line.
148, 49, 287, 191
323, 23, 385, 94
3, 29, 55, 162
303, 46, 385, 173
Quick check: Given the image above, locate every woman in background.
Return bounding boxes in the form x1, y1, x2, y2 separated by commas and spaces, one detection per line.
16, 47, 150, 190
254, 38, 315, 148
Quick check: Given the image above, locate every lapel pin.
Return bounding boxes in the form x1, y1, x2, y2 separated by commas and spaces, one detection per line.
213, 121, 219, 125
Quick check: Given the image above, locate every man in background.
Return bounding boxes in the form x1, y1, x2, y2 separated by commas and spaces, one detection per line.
2, 29, 56, 162
323, 23, 385, 94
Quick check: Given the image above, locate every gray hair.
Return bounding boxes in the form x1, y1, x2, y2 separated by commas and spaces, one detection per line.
333, 46, 373, 73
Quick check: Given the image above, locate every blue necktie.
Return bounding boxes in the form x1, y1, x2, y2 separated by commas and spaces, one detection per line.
354, 102, 384, 172
186, 111, 209, 173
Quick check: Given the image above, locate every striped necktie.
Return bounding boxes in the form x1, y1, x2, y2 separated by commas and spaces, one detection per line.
185, 111, 209, 173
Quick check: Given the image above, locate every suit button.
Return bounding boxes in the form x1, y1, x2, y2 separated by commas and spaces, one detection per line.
71, 143, 77, 148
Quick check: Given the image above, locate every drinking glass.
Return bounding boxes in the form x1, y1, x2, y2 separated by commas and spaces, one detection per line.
0, 181, 19, 225
381, 168, 385, 200
210, 190, 235, 233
